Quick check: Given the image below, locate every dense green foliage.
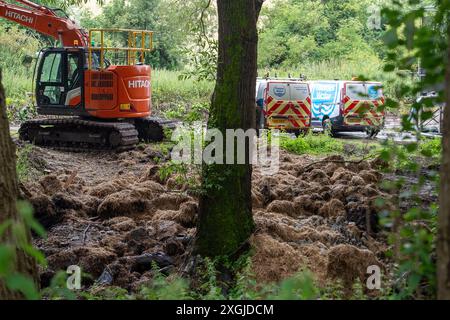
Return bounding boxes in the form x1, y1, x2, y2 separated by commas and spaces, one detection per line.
376, 0, 449, 299
79, 0, 183, 69
258, 0, 386, 69
281, 133, 345, 155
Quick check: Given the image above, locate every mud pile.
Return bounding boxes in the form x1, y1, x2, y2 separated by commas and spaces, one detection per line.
23, 146, 391, 293
22, 149, 197, 291
250, 153, 390, 288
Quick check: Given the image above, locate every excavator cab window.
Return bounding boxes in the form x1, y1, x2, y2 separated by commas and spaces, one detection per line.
68, 53, 81, 89
38, 51, 63, 105
36, 48, 84, 111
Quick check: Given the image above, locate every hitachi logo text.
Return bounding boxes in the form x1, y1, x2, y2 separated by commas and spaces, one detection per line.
5, 10, 34, 24
128, 80, 150, 89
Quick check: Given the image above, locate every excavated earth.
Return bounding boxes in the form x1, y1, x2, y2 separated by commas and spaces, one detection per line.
18, 143, 399, 294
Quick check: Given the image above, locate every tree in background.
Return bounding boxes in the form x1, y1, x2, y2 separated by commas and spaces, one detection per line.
196, 0, 264, 257
80, 0, 183, 69
257, 0, 386, 69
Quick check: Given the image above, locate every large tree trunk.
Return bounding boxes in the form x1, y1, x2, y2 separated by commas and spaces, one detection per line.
0, 69, 38, 299
438, 23, 450, 300
195, 0, 262, 257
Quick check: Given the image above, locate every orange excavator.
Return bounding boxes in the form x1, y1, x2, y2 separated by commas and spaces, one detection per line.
0, 0, 173, 151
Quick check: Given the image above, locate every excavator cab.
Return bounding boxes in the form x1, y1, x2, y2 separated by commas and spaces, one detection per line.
36, 48, 85, 115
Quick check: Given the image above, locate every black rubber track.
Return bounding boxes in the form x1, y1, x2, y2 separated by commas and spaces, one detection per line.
134, 117, 178, 142
19, 118, 139, 152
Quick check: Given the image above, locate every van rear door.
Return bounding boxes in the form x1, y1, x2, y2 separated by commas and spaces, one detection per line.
289, 82, 311, 127
265, 81, 311, 130
342, 82, 385, 127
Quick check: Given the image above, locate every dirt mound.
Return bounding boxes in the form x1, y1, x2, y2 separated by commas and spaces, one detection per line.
248, 153, 392, 290
266, 200, 297, 217
308, 169, 330, 184
250, 234, 305, 283
88, 178, 132, 198
47, 246, 117, 278
39, 175, 63, 195
107, 217, 137, 232
330, 167, 355, 184
359, 170, 380, 184
318, 198, 346, 217
327, 244, 382, 295
150, 193, 191, 211
97, 190, 153, 218
29, 194, 59, 229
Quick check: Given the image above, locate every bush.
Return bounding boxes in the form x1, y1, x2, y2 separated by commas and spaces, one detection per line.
281, 133, 344, 155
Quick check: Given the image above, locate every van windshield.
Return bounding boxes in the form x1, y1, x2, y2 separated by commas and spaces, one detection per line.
346, 83, 382, 100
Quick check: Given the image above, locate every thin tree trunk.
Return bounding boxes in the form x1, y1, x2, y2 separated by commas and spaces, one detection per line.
0, 69, 38, 299
196, 0, 262, 257
438, 23, 450, 300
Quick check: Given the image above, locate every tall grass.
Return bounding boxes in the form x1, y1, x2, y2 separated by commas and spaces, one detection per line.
151, 69, 213, 108
262, 58, 381, 80
0, 25, 40, 101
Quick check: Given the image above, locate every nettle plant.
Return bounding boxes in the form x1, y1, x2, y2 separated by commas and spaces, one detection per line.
377, 0, 449, 299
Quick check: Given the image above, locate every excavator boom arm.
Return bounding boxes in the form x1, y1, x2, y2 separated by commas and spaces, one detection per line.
0, 0, 88, 47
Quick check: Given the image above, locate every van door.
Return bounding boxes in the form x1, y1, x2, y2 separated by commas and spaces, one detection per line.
343, 82, 384, 127
265, 81, 311, 130
265, 82, 290, 128
289, 82, 311, 128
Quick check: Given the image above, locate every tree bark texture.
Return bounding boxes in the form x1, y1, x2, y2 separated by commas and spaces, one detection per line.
438, 19, 450, 300
0, 69, 38, 299
196, 0, 261, 257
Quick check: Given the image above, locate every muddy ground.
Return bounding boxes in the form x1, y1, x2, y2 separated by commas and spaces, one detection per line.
16, 141, 436, 296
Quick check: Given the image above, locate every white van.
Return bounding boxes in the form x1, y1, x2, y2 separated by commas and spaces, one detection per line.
308, 80, 385, 137
256, 78, 311, 133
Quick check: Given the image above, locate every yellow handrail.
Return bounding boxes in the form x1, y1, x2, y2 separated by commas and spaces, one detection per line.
88, 28, 154, 69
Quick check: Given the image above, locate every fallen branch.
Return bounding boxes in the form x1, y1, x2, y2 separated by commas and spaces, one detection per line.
82, 224, 91, 244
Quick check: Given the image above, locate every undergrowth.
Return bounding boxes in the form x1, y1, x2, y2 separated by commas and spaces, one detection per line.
42, 257, 342, 301
16, 144, 34, 182
280, 132, 344, 155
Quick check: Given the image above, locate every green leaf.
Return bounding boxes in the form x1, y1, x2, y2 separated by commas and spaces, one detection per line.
0, 245, 15, 275
5, 273, 40, 300
22, 244, 47, 267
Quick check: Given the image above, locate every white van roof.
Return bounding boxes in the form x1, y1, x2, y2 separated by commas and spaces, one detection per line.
308, 80, 382, 85
259, 79, 308, 84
